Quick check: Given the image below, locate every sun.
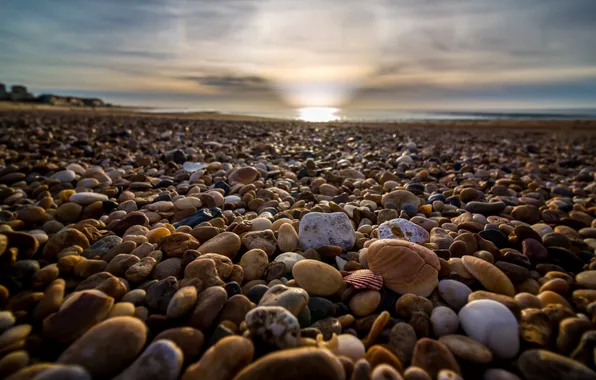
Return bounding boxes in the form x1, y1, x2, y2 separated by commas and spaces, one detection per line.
298, 107, 341, 122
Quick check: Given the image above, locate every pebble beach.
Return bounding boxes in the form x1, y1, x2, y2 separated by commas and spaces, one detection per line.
1, 109, 596, 380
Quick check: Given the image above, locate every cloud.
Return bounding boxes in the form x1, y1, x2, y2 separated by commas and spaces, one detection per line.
0, 0, 595, 110
179, 74, 270, 92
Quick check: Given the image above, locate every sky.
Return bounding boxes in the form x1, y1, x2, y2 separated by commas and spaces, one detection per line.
1, 0, 596, 114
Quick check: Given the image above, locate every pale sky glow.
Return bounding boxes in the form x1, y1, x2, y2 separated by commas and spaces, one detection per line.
1, 0, 596, 112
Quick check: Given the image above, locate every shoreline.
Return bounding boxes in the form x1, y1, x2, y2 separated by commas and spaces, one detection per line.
1, 103, 596, 131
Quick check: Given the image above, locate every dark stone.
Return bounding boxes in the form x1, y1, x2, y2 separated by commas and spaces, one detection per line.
547, 247, 585, 273
496, 261, 530, 283
224, 281, 242, 298
465, 201, 506, 215
502, 251, 531, 269
172, 207, 222, 228
246, 284, 269, 304
308, 297, 336, 323
297, 306, 311, 328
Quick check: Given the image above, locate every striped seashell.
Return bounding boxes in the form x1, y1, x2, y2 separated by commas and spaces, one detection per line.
343, 269, 384, 290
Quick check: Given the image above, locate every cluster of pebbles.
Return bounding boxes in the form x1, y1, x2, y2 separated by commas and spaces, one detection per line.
0, 111, 596, 380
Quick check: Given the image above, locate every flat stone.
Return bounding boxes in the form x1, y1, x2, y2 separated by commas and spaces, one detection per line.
114, 340, 183, 380
298, 212, 356, 252
378, 218, 430, 244
519, 349, 596, 380
57, 317, 147, 378
292, 260, 344, 296
259, 284, 309, 316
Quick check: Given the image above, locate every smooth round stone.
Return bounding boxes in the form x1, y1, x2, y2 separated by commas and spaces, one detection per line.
483, 368, 521, 380
174, 197, 202, 210
166, 286, 198, 319
576, 271, 596, 290
349, 290, 381, 317
430, 306, 459, 337
43, 289, 114, 344
233, 347, 345, 380
439, 334, 493, 364
324, 334, 365, 362
182, 162, 206, 173
367, 239, 440, 297
181, 336, 254, 380
519, 349, 596, 380
52, 170, 76, 183
55, 203, 83, 223
377, 218, 430, 244
381, 190, 420, 208
146, 227, 171, 244
32, 365, 92, 380
0, 324, 32, 350
57, 317, 147, 378
239, 249, 269, 282
69, 192, 108, 205
251, 218, 272, 231
274, 252, 305, 273
277, 223, 299, 252
461, 255, 515, 296
114, 340, 183, 380
258, 283, 306, 313
246, 285, 269, 304
196, 232, 241, 259
458, 300, 519, 359
153, 327, 204, 364
229, 166, 260, 185
292, 260, 344, 296
438, 280, 472, 310
246, 306, 301, 349
412, 338, 461, 379
465, 201, 506, 215
0, 311, 16, 334
298, 212, 356, 252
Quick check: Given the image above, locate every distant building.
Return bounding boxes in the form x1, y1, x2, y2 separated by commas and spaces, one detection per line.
9, 84, 34, 101
0, 83, 7, 100
37, 94, 105, 107
1, 82, 106, 106
82, 98, 104, 107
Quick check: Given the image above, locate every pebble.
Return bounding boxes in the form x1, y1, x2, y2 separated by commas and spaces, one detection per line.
57, 317, 147, 378
274, 252, 305, 273
246, 306, 301, 348
166, 286, 198, 319
69, 192, 109, 205
259, 284, 309, 316
2, 112, 596, 379
298, 212, 356, 252
349, 290, 381, 317
430, 306, 460, 337
439, 334, 493, 363
377, 218, 430, 244
438, 279, 472, 310
458, 300, 520, 359
292, 260, 344, 296
181, 336, 254, 380
238, 248, 269, 281
461, 255, 515, 296
412, 338, 461, 379
233, 347, 345, 380
278, 223, 299, 252
519, 349, 596, 380
114, 340, 183, 380
197, 232, 242, 259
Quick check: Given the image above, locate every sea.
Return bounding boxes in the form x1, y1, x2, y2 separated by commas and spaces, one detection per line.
141, 107, 596, 122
